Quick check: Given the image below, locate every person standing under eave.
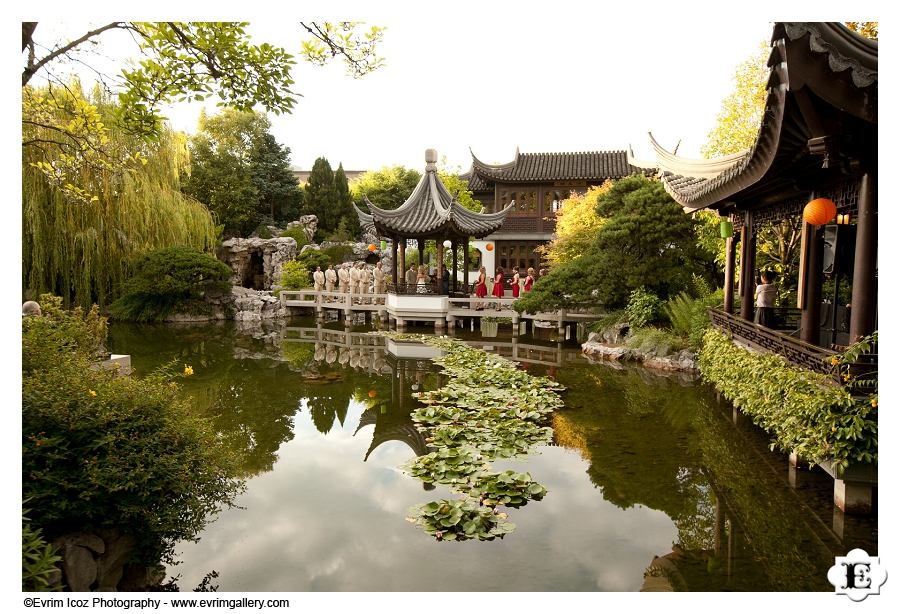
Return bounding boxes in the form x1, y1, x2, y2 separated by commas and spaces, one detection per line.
754, 271, 777, 328
491, 266, 505, 310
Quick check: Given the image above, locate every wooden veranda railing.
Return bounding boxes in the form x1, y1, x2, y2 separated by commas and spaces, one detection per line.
707, 307, 876, 389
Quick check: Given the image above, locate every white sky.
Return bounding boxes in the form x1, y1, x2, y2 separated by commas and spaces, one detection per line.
17, 2, 880, 174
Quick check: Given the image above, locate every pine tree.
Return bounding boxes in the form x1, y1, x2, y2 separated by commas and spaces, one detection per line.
333, 164, 354, 233
303, 157, 337, 236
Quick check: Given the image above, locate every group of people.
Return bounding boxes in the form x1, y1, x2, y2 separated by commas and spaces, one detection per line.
473, 265, 536, 310
312, 261, 386, 301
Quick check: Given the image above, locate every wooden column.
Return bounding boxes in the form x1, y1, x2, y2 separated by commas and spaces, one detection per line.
436, 242, 444, 287
724, 234, 736, 314
390, 236, 398, 290
800, 223, 824, 345
739, 214, 756, 320
462, 238, 470, 294
850, 172, 877, 342
451, 239, 459, 293
418, 240, 424, 269
398, 239, 406, 286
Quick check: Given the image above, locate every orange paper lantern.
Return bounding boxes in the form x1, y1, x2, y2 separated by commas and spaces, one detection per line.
803, 198, 837, 226
367, 243, 377, 252
368, 389, 377, 398
485, 243, 494, 251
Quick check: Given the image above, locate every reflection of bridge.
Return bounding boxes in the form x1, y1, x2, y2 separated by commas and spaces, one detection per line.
280, 290, 601, 337
280, 326, 582, 368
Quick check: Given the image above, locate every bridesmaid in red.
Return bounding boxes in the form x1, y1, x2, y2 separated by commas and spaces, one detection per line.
510, 266, 521, 298
474, 266, 488, 309
524, 267, 535, 293
491, 267, 504, 310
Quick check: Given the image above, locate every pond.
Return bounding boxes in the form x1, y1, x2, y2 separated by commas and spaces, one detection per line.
108, 317, 876, 592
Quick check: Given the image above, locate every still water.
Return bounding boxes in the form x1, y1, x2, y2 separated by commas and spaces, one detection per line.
108, 317, 876, 592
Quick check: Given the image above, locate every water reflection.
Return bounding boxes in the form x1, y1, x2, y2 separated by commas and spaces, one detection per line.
106, 318, 875, 591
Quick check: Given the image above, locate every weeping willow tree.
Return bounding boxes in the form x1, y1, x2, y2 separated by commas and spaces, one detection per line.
23, 83, 219, 309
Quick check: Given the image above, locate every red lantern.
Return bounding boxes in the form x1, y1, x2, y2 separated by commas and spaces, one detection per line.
368, 389, 377, 398
803, 198, 837, 226
367, 243, 377, 252
485, 243, 494, 252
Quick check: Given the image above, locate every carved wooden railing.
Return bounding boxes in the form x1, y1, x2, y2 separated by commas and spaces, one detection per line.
708, 307, 839, 376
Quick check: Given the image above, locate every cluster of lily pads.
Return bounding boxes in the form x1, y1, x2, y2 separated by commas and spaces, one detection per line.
382, 333, 564, 542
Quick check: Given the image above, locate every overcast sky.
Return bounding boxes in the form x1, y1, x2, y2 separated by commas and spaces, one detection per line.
20, 3, 860, 174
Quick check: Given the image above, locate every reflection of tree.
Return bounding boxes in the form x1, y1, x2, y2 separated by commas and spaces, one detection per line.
555, 365, 706, 518
307, 391, 352, 435
109, 323, 297, 476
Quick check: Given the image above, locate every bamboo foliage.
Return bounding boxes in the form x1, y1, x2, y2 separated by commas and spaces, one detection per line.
23, 86, 219, 309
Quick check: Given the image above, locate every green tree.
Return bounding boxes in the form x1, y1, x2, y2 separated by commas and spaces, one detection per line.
701, 42, 769, 159
515, 175, 711, 312
22, 21, 383, 203
539, 182, 611, 267
350, 166, 422, 209
303, 157, 338, 235
333, 163, 355, 229
252, 133, 304, 224
23, 86, 218, 309
183, 109, 301, 235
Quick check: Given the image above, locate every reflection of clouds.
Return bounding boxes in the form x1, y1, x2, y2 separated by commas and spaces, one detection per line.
171, 410, 680, 591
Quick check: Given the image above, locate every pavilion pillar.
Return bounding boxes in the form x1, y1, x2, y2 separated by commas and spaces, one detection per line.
418, 240, 424, 270
850, 172, 877, 342
739, 214, 756, 320
451, 240, 459, 293
462, 238, 470, 294
398, 240, 406, 287
436, 242, 444, 288
724, 235, 736, 314
800, 222, 824, 345
390, 236, 398, 290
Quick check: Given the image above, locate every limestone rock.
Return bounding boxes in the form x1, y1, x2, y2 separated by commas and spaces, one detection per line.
60, 544, 97, 592
219, 237, 297, 290
95, 530, 137, 591
286, 214, 318, 243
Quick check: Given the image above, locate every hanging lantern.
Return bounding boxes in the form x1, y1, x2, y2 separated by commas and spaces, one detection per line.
368, 389, 377, 398
485, 243, 494, 252
719, 220, 734, 238
803, 198, 837, 226
443, 240, 451, 248
380, 240, 387, 251
367, 243, 377, 252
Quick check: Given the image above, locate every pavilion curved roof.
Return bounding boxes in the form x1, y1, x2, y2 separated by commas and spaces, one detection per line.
468, 147, 643, 183
354, 155, 513, 239
631, 22, 877, 213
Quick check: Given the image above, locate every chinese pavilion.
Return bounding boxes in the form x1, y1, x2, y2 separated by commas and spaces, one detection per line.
355, 149, 512, 294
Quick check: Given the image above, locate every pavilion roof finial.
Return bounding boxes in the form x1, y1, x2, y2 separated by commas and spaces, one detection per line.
425, 148, 438, 172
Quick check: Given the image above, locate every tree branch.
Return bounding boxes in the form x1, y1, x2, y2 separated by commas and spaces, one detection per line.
23, 22, 125, 87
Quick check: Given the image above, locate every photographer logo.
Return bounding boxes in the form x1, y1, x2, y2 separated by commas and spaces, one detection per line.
827, 549, 887, 601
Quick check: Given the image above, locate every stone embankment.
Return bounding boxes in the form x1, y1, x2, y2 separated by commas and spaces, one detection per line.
581, 332, 698, 373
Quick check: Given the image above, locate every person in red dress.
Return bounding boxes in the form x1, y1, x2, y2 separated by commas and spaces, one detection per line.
474, 266, 488, 309
510, 266, 521, 298
524, 267, 535, 293
491, 267, 505, 310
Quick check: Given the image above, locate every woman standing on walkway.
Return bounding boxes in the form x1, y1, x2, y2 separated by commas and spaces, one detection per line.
474, 266, 488, 309
510, 266, 521, 298
491, 267, 505, 310
524, 267, 535, 293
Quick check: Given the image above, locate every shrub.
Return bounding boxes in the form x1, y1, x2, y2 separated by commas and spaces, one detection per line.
280, 249, 334, 290
321, 244, 355, 264
625, 287, 662, 328
23, 295, 108, 372
625, 327, 687, 356
699, 329, 876, 471
22, 506, 61, 591
279, 226, 309, 249
109, 246, 232, 321
22, 302, 244, 565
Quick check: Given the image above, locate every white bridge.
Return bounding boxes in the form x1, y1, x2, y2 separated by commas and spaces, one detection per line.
279, 290, 601, 336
